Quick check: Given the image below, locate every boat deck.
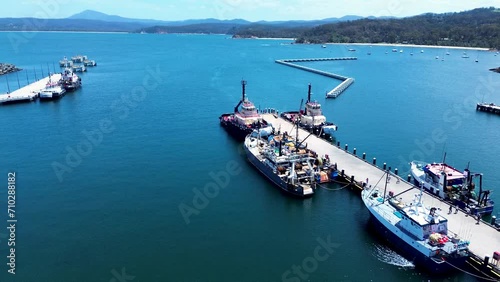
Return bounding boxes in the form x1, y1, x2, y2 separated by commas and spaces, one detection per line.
262, 114, 500, 273
0, 74, 62, 104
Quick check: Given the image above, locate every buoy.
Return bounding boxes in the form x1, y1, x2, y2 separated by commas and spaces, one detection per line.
362, 153, 366, 160
345, 144, 348, 151
394, 168, 398, 175
383, 163, 387, 170
353, 148, 357, 155
373, 158, 377, 165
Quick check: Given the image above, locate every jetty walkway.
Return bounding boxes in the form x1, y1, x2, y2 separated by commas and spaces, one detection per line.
0, 74, 61, 104
262, 113, 500, 279
275, 57, 356, 98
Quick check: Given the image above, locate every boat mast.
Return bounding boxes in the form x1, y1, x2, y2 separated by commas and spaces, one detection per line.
233, 80, 246, 113
382, 170, 389, 203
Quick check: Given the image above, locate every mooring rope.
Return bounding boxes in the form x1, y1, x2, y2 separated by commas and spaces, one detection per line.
317, 182, 351, 191
443, 259, 500, 281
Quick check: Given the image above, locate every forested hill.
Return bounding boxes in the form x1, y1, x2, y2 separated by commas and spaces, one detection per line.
233, 7, 500, 49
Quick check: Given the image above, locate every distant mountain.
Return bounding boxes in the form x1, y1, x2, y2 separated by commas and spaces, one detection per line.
67, 10, 250, 26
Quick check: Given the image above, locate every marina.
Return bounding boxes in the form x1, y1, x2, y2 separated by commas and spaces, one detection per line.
261, 113, 500, 279
275, 57, 356, 98
2, 31, 500, 282
0, 73, 62, 104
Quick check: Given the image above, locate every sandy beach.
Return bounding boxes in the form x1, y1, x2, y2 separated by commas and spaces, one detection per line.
326, 42, 492, 51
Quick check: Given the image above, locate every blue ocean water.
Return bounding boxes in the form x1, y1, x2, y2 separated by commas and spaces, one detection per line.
0, 32, 498, 282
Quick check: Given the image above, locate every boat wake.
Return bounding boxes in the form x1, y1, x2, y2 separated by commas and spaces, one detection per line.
372, 243, 415, 269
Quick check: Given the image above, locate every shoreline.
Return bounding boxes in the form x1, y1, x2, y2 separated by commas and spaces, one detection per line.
326, 42, 491, 51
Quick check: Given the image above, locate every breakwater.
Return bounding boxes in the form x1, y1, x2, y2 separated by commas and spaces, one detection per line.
275, 57, 356, 98
0, 63, 21, 75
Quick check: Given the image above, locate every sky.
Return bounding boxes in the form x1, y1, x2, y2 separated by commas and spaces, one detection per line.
5, 0, 500, 21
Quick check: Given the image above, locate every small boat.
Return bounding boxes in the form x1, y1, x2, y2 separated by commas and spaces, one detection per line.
72, 65, 86, 72
321, 44, 327, 48
348, 48, 355, 52
399, 49, 403, 53
244, 130, 317, 198
462, 52, 469, 58
410, 161, 494, 215
421, 50, 424, 53
362, 172, 470, 273
39, 85, 66, 100
219, 80, 274, 142
59, 57, 73, 68
83, 60, 97, 67
59, 68, 81, 92
392, 49, 398, 52
435, 56, 439, 60
280, 84, 337, 141
71, 55, 87, 63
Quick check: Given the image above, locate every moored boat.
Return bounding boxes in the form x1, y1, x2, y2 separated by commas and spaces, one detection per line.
59, 68, 81, 92
280, 84, 337, 141
72, 65, 86, 73
219, 80, 274, 142
410, 161, 494, 215
39, 86, 66, 100
244, 131, 317, 198
362, 173, 470, 274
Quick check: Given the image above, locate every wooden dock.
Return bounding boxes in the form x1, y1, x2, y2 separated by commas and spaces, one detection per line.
262, 113, 500, 278
477, 103, 500, 115
275, 58, 356, 98
0, 74, 61, 104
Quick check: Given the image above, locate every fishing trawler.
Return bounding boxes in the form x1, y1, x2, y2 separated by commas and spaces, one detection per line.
280, 84, 337, 140
362, 173, 470, 273
219, 80, 273, 141
244, 130, 317, 198
410, 161, 494, 215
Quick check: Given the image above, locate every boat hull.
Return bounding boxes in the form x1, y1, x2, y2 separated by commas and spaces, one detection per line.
244, 141, 313, 198
280, 111, 335, 141
364, 198, 468, 274
219, 113, 272, 142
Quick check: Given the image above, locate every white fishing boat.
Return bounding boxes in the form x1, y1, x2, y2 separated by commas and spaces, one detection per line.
362, 172, 470, 273
410, 161, 494, 215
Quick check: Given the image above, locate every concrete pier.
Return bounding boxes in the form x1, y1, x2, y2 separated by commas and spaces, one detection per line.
262, 113, 500, 278
0, 74, 61, 104
275, 57, 356, 98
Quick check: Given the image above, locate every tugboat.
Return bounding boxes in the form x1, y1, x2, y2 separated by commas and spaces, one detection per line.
244, 130, 317, 198
362, 172, 470, 273
280, 84, 337, 141
410, 161, 494, 215
219, 80, 273, 142
59, 68, 81, 92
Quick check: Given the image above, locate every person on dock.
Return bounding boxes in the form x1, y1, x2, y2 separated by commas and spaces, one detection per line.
448, 204, 453, 214
476, 213, 482, 225
454, 205, 459, 214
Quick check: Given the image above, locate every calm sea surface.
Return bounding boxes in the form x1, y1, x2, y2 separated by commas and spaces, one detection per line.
0, 32, 499, 282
